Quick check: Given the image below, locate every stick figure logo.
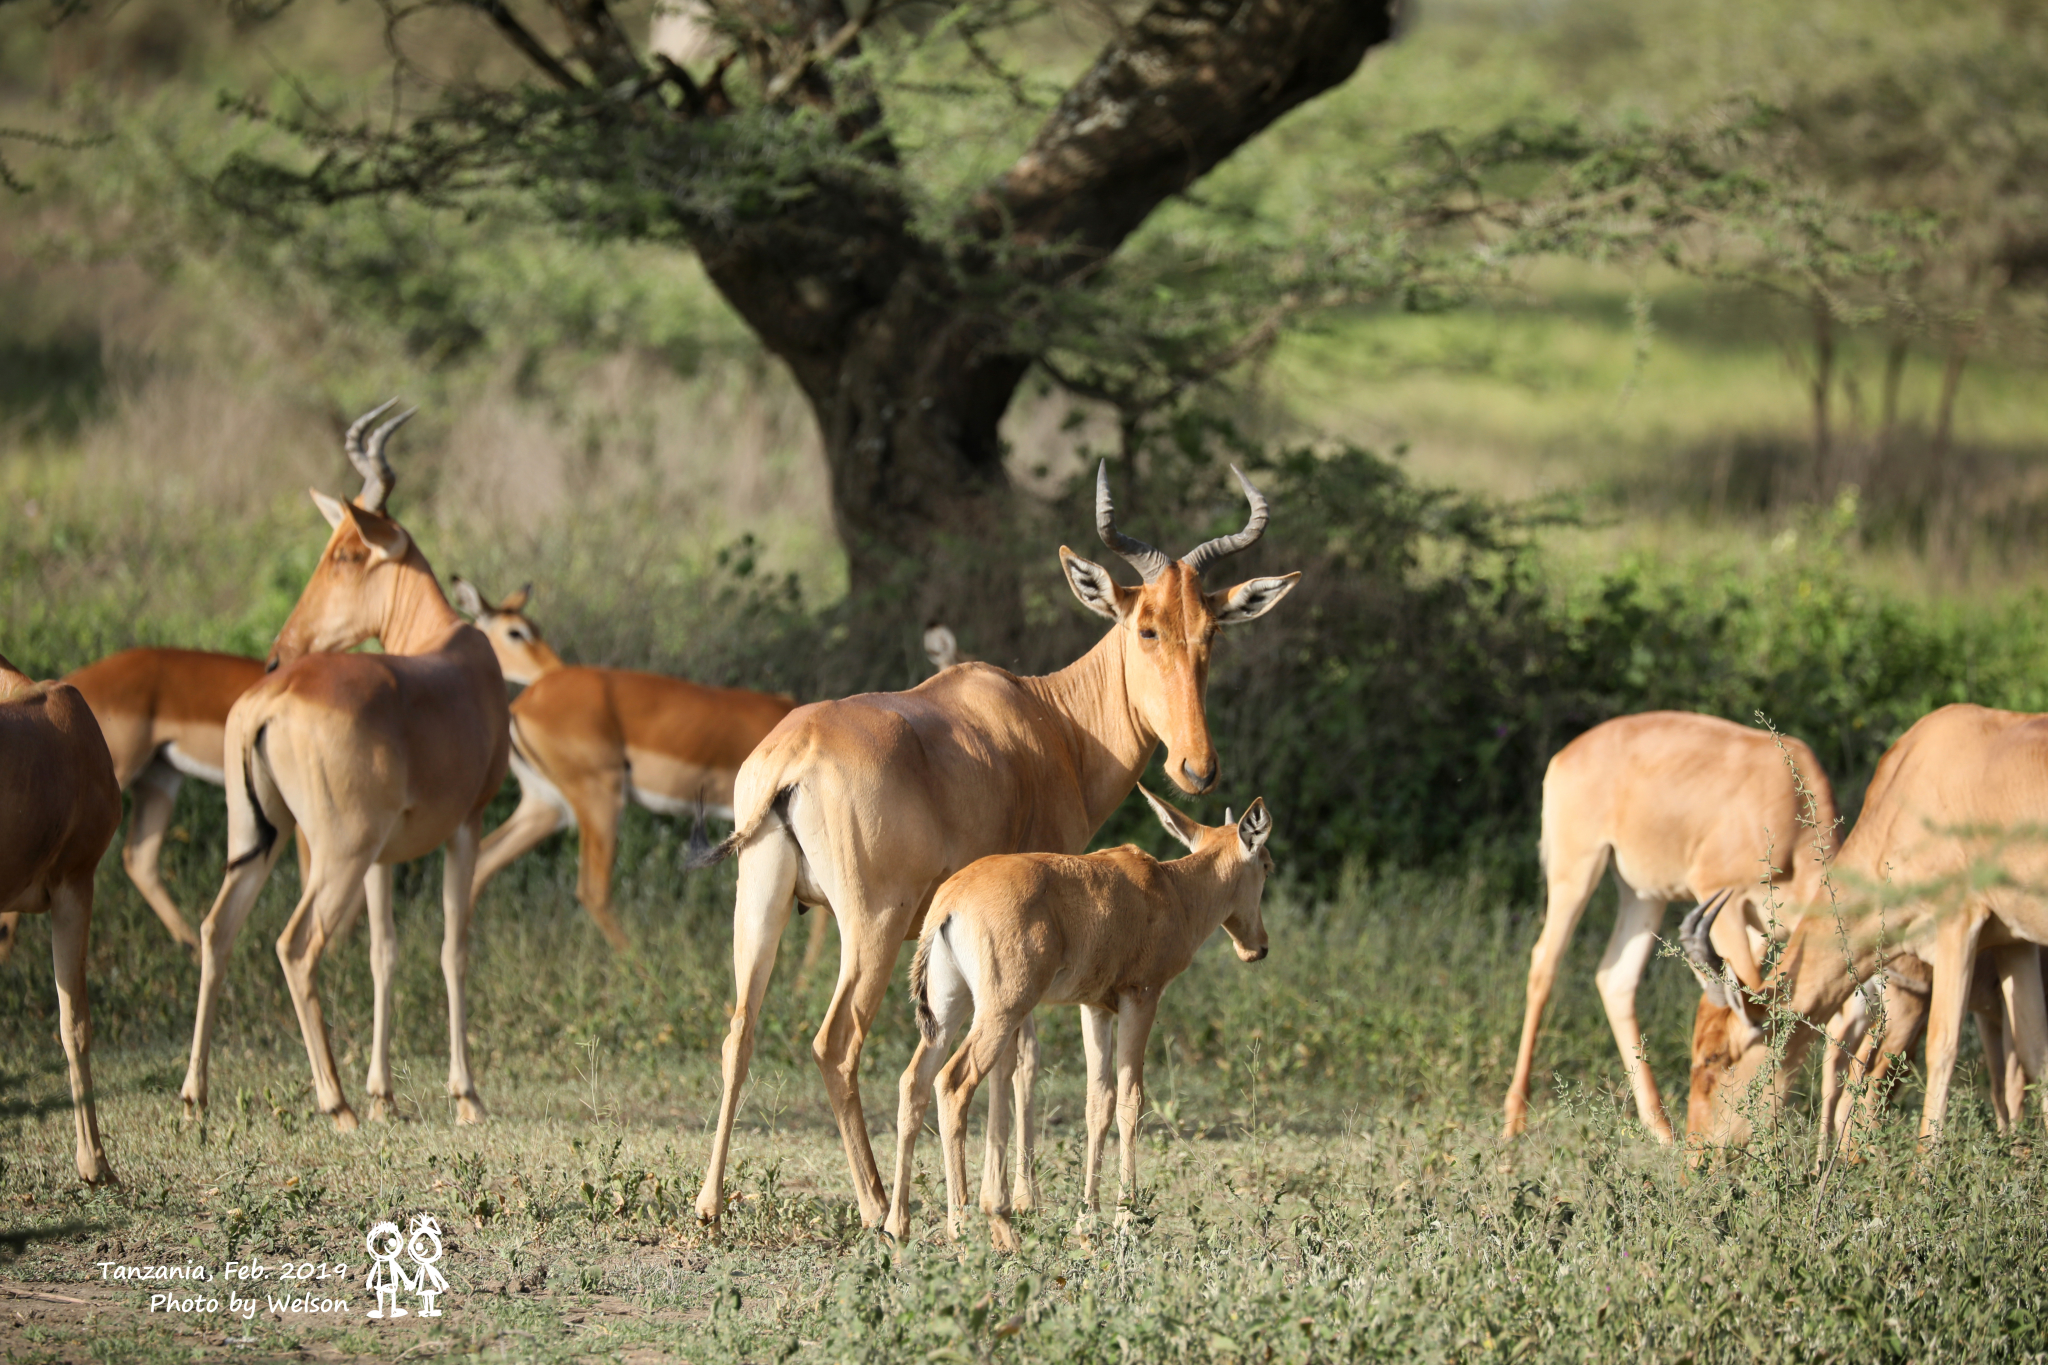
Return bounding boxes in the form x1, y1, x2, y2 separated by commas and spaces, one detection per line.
364, 1214, 456, 1321
408, 1216, 449, 1317
364, 1222, 412, 1319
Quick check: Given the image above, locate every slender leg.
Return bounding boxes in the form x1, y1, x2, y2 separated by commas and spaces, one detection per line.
1975, 1004, 2012, 1133
180, 843, 288, 1118
1078, 1004, 1115, 1225
813, 905, 921, 1227
887, 935, 972, 1242
1995, 943, 2048, 1135
1010, 1012, 1042, 1211
122, 762, 199, 950
48, 880, 113, 1185
470, 787, 569, 906
1917, 912, 1987, 1149
364, 864, 398, 1120
934, 1011, 1019, 1243
275, 848, 381, 1129
1838, 958, 1931, 1159
793, 906, 834, 993
1594, 884, 1672, 1142
1112, 992, 1160, 1225
569, 779, 628, 952
979, 1029, 1020, 1251
1503, 840, 1608, 1138
695, 831, 799, 1224
1817, 989, 1865, 1169
443, 817, 486, 1122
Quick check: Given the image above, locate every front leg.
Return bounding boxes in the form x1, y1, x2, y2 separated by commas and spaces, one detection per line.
49, 880, 114, 1185
442, 816, 486, 1123
1918, 911, 1988, 1149
1112, 992, 1161, 1226
364, 864, 398, 1120
1994, 943, 2048, 1135
1010, 1013, 1042, 1211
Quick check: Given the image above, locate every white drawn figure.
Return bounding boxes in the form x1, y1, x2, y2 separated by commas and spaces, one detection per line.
365, 1221, 414, 1319
407, 1215, 449, 1317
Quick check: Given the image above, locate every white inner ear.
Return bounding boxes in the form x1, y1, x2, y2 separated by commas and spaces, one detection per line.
451, 579, 485, 618
1213, 573, 1301, 626
362, 522, 411, 566
309, 488, 348, 529
1060, 550, 1123, 622
1139, 787, 1201, 853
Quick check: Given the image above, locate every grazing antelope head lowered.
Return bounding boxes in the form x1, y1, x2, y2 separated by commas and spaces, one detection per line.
1062, 464, 1299, 794
451, 578, 565, 685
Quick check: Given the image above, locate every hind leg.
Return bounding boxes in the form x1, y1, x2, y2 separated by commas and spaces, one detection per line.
442, 816, 487, 1122
1504, 838, 1608, 1138
275, 845, 382, 1129
935, 1007, 1024, 1244
814, 896, 923, 1226
122, 760, 199, 950
696, 832, 799, 1224
363, 865, 398, 1120
48, 878, 113, 1185
1010, 1013, 1042, 1211
793, 906, 834, 993
181, 841, 288, 1118
569, 778, 629, 952
1995, 944, 2048, 1135
1595, 883, 1672, 1142
887, 940, 972, 1241
471, 786, 569, 907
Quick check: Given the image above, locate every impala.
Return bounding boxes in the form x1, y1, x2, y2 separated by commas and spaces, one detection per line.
1683, 703, 2048, 1150
691, 464, 1299, 1227
179, 403, 510, 1128
888, 789, 1272, 1248
58, 647, 266, 950
1, 651, 122, 1183
452, 578, 797, 951
1502, 711, 1839, 1144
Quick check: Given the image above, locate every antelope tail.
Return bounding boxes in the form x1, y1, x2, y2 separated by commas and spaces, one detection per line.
687, 783, 793, 872
226, 724, 278, 871
911, 933, 939, 1045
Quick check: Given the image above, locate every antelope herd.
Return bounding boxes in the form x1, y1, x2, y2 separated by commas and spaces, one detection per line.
6, 402, 2047, 1238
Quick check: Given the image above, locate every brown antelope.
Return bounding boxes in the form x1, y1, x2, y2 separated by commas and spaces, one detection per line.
450, 577, 798, 951
178, 402, 510, 1129
887, 790, 1273, 1248
691, 464, 1298, 1227
1503, 711, 1839, 1145
56, 648, 266, 950
1683, 703, 2048, 1151
0, 652, 121, 1184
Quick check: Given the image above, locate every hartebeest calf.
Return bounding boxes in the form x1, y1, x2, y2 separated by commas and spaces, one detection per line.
692, 464, 1298, 1227
1684, 704, 2048, 1151
450, 578, 796, 951
887, 789, 1272, 1248
0, 652, 121, 1183
178, 403, 510, 1128
1503, 711, 1839, 1145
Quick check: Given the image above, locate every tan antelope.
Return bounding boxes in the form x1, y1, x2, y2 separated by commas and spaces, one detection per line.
1503, 711, 1840, 1145
887, 790, 1272, 1248
178, 402, 510, 1129
691, 464, 1298, 1227
1683, 703, 2048, 1151
0, 652, 121, 1183
55, 648, 266, 950
451, 577, 798, 951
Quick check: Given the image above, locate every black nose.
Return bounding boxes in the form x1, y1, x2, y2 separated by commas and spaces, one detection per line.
1180, 758, 1219, 791
1251, 945, 1268, 961
264, 656, 281, 674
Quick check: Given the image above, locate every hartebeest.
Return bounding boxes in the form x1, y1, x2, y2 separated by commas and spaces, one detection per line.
178, 403, 510, 1128
1503, 712, 1839, 1145
58, 648, 266, 950
691, 464, 1299, 1227
0, 652, 121, 1183
1684, 704, 2048, 1150
451, 578, 797, 951
887, 789, 1272, 1248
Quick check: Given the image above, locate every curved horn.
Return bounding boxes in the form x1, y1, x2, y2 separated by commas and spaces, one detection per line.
1180, 465, 1270, 578
344, 399, 414, 512
1095, 462, 1171, 584
1679, 890, 1735, 1009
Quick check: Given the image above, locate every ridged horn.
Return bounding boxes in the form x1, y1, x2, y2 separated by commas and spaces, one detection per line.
1095, 461, 1171, 584
344, 398, 415, 512
1679, 890, 1735, 1009
1180, 465, 1270, 578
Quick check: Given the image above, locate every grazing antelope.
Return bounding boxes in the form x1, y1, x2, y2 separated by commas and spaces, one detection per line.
887, 790, 1273, 1248
0, 653, 122, 1183
56, 648, 266, 950
1503, 712, 1839, 1145
178, 403, 510, 1129
451, 577, 798, 951
692, 464, 1299, 1227
1683, 704, 2048, 1151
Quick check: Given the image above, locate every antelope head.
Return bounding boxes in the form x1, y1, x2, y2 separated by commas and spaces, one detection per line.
1062, 463, 1300, 794
452, 577, 564, 685
269, 400, 422, 671
1141, 786, 1274, 962
1679, 890, 1789, 1151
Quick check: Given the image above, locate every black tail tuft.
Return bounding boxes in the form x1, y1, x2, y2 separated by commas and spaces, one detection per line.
910, 935, 939, 1045
686, 830, 741, 872
226, 724, 278, 871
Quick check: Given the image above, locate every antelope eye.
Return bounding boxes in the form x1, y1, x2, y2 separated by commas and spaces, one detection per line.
510, 630, 528, 642
1138, 627, 1158, 641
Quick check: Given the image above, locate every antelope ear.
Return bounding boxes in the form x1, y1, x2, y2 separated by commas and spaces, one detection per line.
450, 577, 486, 619
1210, 572, 1300, 626
1059, 547, 1136, 622
1237, 799, 1272, 857
924, 623, 960, 671
357, 512, 411, 565
310, 488, 349, 529
503, 583, 532, 613
1137, 783, 1204, 853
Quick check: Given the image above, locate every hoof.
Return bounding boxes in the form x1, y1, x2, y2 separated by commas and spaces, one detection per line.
695, 1190, 725, 1225
989, 1217, 1020, 1253
454, 1095, 486, 1126
330, 1105, 360, 1133
79, 1159, 118, 1187
367, 1095, 394, 1123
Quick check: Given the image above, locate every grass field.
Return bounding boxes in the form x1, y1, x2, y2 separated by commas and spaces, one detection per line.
5, 798, 2048, 1362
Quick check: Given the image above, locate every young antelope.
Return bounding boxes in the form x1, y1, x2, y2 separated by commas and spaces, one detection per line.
887, 788, 1273, 1249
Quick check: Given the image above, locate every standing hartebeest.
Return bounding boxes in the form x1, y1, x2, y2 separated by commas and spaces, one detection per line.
57, 648, 266, 950
889, 789, 1273, 1249
1503, 712, 1840, 1145
691, 464, 1299, 1227
1, 652, 122, 1183
449, 578, 797, 951
1683, 703, 2048, 1151
178, 403, 510, 1129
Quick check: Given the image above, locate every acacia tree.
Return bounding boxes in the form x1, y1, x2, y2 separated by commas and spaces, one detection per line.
204, 0, 1397, 648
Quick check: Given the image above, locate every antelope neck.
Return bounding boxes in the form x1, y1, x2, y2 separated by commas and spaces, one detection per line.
378, 549, 471, 658
1021, 625, 1157, 835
